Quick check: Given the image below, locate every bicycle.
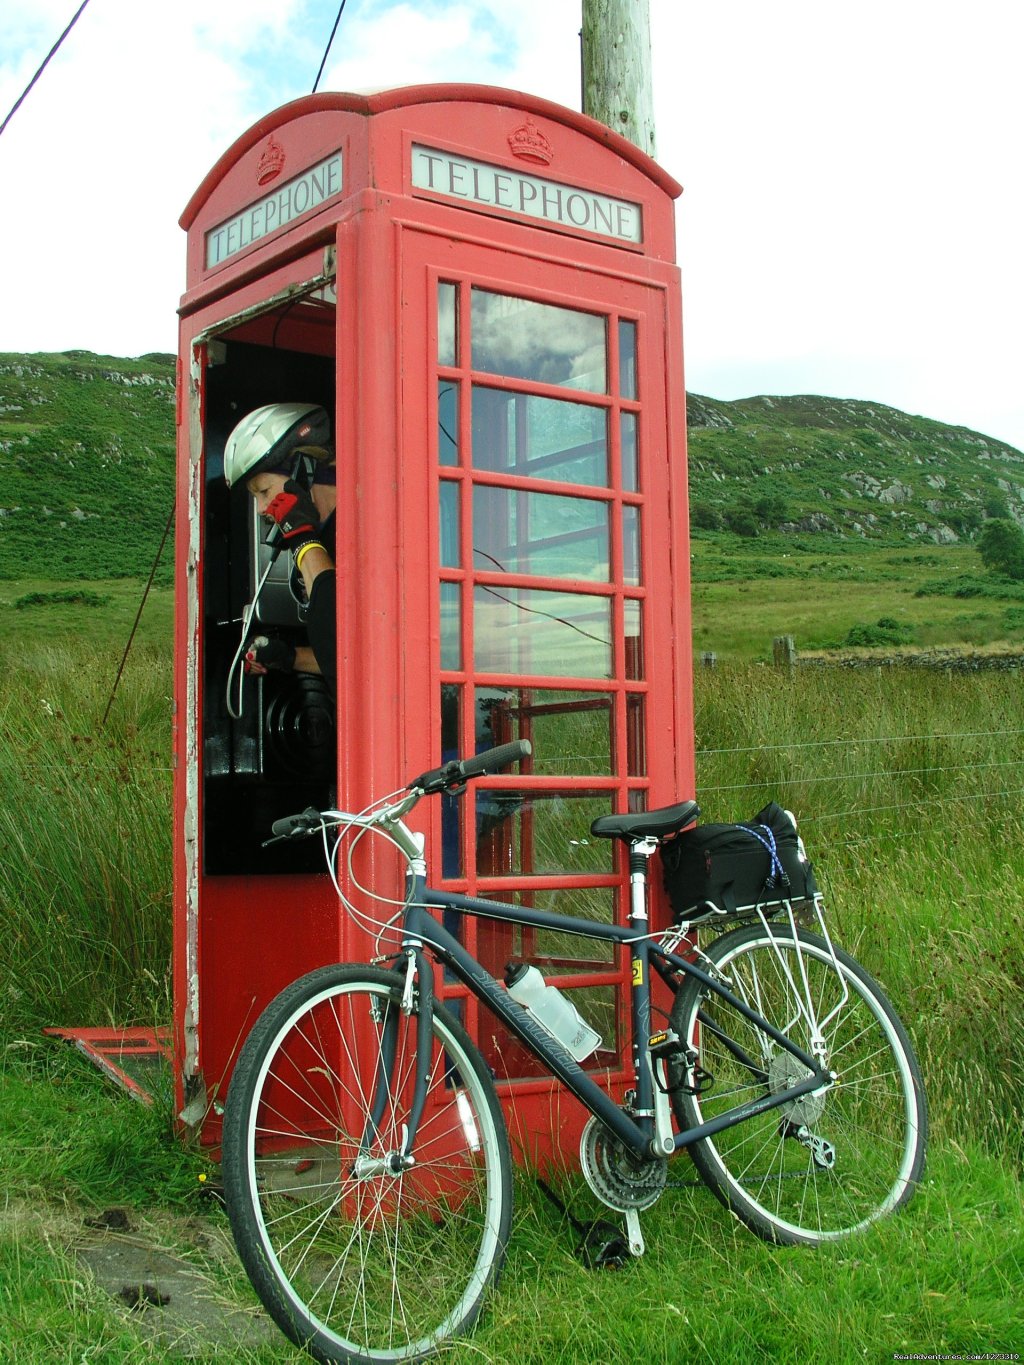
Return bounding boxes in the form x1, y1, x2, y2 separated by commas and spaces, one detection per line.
221, 739, 927, 1365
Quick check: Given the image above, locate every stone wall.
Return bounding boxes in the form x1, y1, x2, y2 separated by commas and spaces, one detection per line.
796, 648, 1024, 672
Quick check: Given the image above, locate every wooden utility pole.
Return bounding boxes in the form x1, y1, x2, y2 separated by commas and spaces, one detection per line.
581, 0, 656, 157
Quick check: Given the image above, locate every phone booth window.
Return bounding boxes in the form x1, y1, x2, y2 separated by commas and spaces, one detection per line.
436, 280, 646, 1080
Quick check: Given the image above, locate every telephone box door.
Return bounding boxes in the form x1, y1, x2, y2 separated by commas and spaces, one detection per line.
398, 233, 688, 1148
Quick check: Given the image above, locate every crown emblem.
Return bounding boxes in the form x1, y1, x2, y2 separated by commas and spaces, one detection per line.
256, 136, 286, 186
507, 118, 553, 166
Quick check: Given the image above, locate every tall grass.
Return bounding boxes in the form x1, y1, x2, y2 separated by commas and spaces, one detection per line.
1, 643, 1022, 1169
1, 641, 1022, 1359
692, 663, 1024, 1165
0, 642, 172, 1032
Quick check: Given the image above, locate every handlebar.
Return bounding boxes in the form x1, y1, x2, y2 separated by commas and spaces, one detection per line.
410, 739, 532, 795
269, 807, 324, 839
262, 741, 532, 846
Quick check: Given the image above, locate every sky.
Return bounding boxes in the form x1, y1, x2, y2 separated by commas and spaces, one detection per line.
1, 0, 1021, 451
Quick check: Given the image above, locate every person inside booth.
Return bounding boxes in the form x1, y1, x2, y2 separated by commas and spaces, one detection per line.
223, 402, 337, 690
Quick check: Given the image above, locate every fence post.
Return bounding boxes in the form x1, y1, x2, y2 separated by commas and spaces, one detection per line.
773, 635, 796, 669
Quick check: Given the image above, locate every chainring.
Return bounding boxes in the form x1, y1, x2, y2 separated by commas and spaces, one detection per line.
579, 1116, 667, 1213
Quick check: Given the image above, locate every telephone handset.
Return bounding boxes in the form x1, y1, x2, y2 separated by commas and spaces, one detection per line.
248, 449, 319, 628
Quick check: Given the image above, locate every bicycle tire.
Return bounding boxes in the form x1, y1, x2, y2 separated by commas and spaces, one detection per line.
669, 924, 927, 1245
222, 963, 513, 1363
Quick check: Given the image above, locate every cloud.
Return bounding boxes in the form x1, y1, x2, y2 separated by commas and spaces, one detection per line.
649, 0, 1024, 447
0, 0, 1020, 449
317, 0, 578, 104
0, 2, 314, 355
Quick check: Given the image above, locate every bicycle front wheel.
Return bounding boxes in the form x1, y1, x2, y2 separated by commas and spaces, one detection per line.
222, 964, 513, 1364
670, 924, 927, 1245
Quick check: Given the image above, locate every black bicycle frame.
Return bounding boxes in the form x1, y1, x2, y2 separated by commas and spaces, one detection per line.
397, 872, 832, 1163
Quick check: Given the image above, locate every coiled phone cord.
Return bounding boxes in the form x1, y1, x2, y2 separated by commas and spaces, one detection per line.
225, 538, 281, 721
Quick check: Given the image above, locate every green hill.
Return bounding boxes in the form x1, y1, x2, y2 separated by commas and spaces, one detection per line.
2, 349, 1022, 582
0, 351, 176, 582
687, 393, 1024, 545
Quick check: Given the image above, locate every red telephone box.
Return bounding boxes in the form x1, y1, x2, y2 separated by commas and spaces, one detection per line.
173, 85, 694, 1155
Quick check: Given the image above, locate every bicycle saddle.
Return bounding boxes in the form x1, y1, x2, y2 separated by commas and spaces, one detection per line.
590, 800, 700, 842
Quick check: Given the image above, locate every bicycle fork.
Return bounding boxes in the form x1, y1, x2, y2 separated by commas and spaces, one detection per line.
356, 855, 436, 1178
354, 947, 435, 1179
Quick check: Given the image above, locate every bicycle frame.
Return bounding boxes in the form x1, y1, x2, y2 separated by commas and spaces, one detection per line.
226, 751, 927, 1364
397, 868, 834, 1164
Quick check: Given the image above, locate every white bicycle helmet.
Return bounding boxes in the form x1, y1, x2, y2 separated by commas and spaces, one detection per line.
223, 402, 331, 488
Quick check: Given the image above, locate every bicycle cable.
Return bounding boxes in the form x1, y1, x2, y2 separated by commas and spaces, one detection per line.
317, 794, 684, 966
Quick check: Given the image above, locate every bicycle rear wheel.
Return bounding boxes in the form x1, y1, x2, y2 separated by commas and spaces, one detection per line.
669, 924, 926, 1245
222, 964, 512, 1364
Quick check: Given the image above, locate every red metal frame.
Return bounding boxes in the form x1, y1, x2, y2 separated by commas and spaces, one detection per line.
44, 1027, 173, 1106
174, 85, 692, 1159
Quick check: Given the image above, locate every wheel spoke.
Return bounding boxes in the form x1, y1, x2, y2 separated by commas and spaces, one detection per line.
671, 925, 926, 1244
222, 967, 512, 1361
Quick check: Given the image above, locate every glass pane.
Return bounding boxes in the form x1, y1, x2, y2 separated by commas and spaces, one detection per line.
440, 481, 460, 567
438, 381, 459, 466
622, 505, 641, 585
471, 289, 607, 393
438, 282, 457, 366
569, 985, 618, 1057
440, 684, 463, 879
475, 688, 613, 776
474, 586, 611, 678
472, 387, 607, 486
441, 682, 461, 753
620, 411, 638, 492
508, 889, 616, 965
627, 694, 646, 776
618, 319, 637, 398
473, 487, 609, 581
475, 789, 614, 875
440, 582, 461, 669
624, 599, 643, 681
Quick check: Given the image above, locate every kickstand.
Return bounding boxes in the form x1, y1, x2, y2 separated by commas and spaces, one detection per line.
533, 1176, 631, 1270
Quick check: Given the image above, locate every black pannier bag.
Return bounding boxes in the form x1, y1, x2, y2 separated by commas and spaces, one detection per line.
661, 801, 819, 922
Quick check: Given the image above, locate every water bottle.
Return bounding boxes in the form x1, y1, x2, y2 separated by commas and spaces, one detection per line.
504, 962, 601, 1062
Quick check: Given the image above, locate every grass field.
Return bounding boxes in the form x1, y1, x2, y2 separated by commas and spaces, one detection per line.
1, 575, 1023, 1362
691, 539, 1024, 659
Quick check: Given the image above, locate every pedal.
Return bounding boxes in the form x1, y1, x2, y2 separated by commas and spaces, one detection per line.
648, 1030, 712, 1096
575, 1220, 630, 1270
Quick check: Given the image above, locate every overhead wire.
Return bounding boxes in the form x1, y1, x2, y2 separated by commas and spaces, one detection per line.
13, 1, 355, 734
312, 0, 349, 94
0, 0, 93, 142
0, 2, 179, 727
101, 502, 175, 727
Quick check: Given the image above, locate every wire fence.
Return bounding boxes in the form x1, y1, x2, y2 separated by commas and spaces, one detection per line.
24, 721, 1024, 855
691, 724, 1024, 852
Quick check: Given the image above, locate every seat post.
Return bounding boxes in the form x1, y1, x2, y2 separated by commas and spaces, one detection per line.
627, 836, 659, 925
